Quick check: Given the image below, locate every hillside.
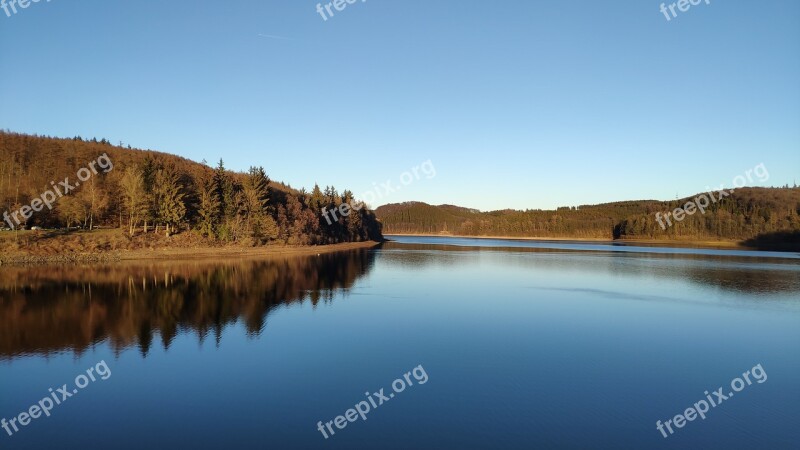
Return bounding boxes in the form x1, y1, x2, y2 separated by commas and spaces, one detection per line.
0, 131, 382, 249
376, 188, 800, 249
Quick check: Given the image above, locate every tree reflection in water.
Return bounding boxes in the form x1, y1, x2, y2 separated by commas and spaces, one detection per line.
0, 249, 377, 360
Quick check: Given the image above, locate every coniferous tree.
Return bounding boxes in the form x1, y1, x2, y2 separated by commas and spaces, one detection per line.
196, 172, 220, 238
243, 166, 277, 243
153, 165, 186, 235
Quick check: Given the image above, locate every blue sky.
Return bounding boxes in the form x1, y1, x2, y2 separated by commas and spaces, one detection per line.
1, 0, 798, 210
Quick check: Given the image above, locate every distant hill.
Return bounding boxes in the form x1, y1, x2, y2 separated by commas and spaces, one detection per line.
0, 131, 382, 245
375, 188, 800, 247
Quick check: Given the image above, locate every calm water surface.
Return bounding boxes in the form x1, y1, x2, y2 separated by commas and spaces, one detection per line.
1, 236, 799, 449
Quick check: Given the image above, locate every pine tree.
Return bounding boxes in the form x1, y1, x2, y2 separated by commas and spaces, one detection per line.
153, 165, 186, 235
213, 159, 238, 241
243, 166, 276, 243
196, 172, 220, 238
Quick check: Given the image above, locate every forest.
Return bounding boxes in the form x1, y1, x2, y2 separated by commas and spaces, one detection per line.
0, 131, 382, 246
4, 130, 798, 250
376, 187, 800, 245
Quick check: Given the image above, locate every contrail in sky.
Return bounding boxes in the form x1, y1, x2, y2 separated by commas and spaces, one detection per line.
258, 34, 291, 40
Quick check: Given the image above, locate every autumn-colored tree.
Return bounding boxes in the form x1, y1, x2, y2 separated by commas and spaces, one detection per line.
57, 195, 87, 229
120, 166, 148, 236
84, 178, 109, 231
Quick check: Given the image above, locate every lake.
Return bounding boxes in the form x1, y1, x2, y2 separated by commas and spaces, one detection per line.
1, 236, 798, 449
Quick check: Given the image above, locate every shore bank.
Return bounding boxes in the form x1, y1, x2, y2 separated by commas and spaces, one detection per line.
0, 240, 381, 266
117, 240, 382, 261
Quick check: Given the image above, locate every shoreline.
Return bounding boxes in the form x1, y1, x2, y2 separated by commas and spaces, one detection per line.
0, 241, 382, 266
117, 240, 382, 261
383, 233, 750, 250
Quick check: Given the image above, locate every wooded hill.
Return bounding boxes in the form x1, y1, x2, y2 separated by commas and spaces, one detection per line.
376, 187, 800, 246
0, 131, 382, 245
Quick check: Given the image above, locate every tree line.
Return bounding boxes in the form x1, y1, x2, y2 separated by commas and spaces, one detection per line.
0, 131, 382, 245
376, 187, 800, 243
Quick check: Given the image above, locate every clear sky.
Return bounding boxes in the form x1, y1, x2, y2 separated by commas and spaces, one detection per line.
1, 0, 798, 211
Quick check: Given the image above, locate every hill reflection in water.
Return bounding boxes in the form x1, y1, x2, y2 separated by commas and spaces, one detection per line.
0, 249, 377, 360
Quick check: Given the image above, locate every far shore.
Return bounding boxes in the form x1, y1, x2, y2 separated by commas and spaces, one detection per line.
383, 233, 752, 250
